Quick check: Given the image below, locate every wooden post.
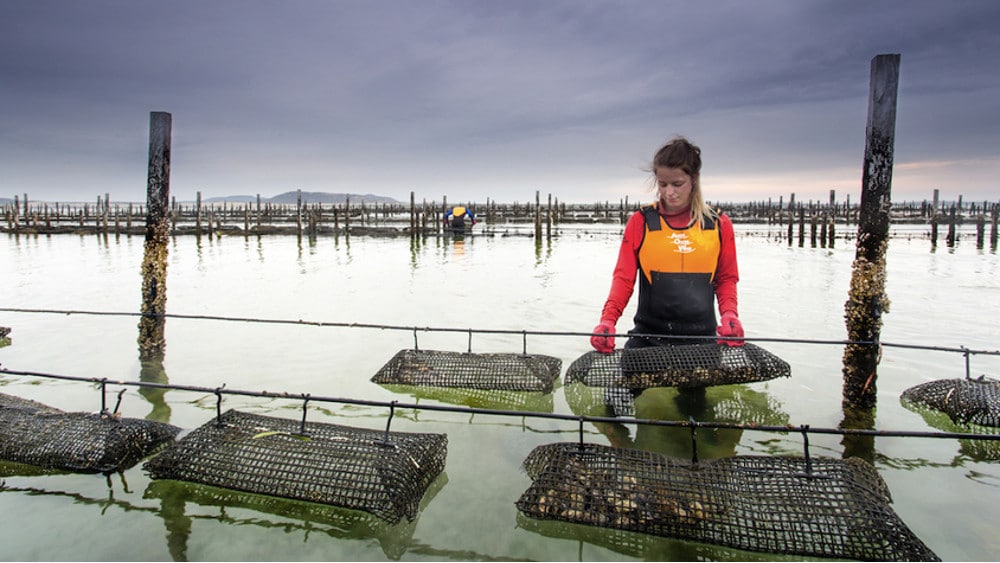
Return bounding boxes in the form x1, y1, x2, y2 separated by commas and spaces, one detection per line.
991, 203, 999, 252
345, 196, 351, 235
797, 205, 805, 247
946, 204, 957, 247
534, 190, 542, 239
255, 194, 262, 231
410, 191, 416, 235
809, 208, 818, 248
976, 210, 986, 249
139, 111, 172, 358
195, 191, 203, 235
842, 54, 900, 410
296, 189, 303, 237
930, 190, 939, 248
546, 193, 552, 239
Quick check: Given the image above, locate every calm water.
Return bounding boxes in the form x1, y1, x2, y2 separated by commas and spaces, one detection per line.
1, 223, 999, 561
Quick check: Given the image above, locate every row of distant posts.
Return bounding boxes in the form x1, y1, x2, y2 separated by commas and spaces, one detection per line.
762, 192, 999, 251
4, 190, 995, 250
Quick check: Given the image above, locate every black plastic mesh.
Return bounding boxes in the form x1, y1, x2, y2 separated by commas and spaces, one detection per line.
515, 442, 939, 561
371, 349, 562, 392
565, 344, 791, 389
143, 409, 448, 524
0, 392, 180, 474
901, 376, 1000, 428
377, 383, 554, 412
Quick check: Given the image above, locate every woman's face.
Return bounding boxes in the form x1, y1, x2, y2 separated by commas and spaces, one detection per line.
655, 166, 694, 213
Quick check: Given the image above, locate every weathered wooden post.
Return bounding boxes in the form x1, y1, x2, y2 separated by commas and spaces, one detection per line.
410, 191, 416, 236
195, 191, 203, 235
534, 190, 542, 239
255, 194, 262, 232
138, 111, 171, 358
296, 189, 303, 237
827, 190, 837, 247
946, 204, 957, 247
546, 193, 552, 240
991, 203, 999, 252
976, 207, 986, 249
797, 205, 805, 247
842, 54, 900, 410
810, 206, 818, 247
344, 196, 351, 235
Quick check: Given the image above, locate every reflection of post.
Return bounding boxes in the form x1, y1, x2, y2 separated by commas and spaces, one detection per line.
138, 112, 173, 422
840, 407, 875, 464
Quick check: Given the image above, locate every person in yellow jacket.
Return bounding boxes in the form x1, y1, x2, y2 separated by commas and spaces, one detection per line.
443, 205, 476, 233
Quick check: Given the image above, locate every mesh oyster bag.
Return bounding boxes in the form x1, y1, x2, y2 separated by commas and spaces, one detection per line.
0, 392, 180, 474
901, 376, 1000, 428
377, 383, 555, 412
565, 343, 791, 389
515, 442, 938, 561
371, 349, 562, 392
143, 409, 448, 524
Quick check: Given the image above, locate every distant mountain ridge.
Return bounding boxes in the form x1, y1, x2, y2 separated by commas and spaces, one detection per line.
203, 191, 400, 204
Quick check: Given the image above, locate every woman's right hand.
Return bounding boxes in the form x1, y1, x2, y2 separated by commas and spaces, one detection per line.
590, 321, 616, 354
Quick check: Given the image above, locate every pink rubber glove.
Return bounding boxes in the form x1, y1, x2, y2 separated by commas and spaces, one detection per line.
590, 321, 616, 354
716, 311, 745, 347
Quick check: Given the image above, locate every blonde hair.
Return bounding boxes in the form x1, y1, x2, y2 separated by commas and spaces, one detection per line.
649, 136, 717, 227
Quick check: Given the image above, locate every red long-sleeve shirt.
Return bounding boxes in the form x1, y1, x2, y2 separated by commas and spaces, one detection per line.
599, 206, 739, 326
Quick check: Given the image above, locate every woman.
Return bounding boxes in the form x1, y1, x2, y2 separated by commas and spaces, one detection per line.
591, 136, 743, 358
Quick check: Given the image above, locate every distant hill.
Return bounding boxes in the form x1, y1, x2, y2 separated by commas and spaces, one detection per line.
0, 197, 13, 205
203, 191, 400, 204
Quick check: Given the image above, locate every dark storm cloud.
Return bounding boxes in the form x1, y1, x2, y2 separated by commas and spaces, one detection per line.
2, 0, 999, 203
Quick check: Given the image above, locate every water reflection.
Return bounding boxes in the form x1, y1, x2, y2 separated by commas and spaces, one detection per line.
900, 398, 1000, 462
564, 383, 790, 461
143, 473, 448, 561
840, 406, 876, 464
514, 512, 792, 562
139, 357, 172, 423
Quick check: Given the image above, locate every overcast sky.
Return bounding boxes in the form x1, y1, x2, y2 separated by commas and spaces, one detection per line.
2, 0, 999, 205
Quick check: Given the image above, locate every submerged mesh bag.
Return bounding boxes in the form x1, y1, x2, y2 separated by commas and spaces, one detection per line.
0, 392, 180, 474
371, 349, 562, 392
515, 442, 939, 561
377, 383, 554, 412
143, 409, 448, 524
514, 511, 757, 561
901, 376, 1000, 428
901, 395, 1000, 462
564, 381, 791, 429
144, 475, 446, 560
565, 343, 791, 389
